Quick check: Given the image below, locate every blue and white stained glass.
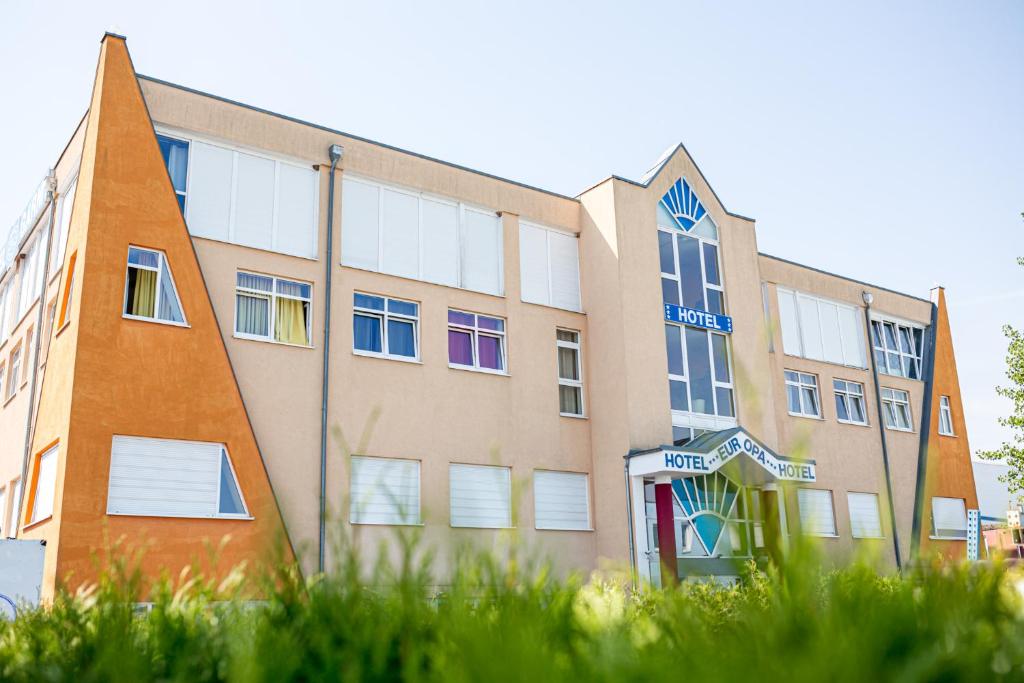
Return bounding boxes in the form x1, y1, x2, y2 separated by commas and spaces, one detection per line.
672, 472, 740, 554
660, 178, 707, 232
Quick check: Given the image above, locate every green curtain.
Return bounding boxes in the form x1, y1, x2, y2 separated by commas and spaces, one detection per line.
131, 269, 156, 318
275, 298, 308, 345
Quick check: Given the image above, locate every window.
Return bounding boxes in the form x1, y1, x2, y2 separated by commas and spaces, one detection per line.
57, 252, 77, 329
6, 344, 21, 400
931, 497, 968, 539
5, 479, 20, 538
235, 272, 312, 346
776, 288, 866, 367
448, 310, 506, 373
352, 293, 418, 359
16, 237, 43, 321
156, 135, 189, 212
29, 444, 58, 525
519, 222, 581, 311
21, 326, 32, 382
939, 396, 955, 436
449, 464, 512, 528
871, 318, 924, 379
847, 492, 883, 538
785, 371, 820, 418
341, 176, 503, 296
797, 489, 837, 536
665, 326, 735, 421
350, 456, 420, 525
881, 388, 913, 431
833, 379, 867, 425
52, 175, 78, 270
124, 246, 185, 325
107, 436, 248, 518
0, 487, 5, 537
157, 132, 319, 258
556, 329, 583, 416
0, 280, 10, 341
0, 364, 5, 404
659, 226, 724, 314
533, 471, 590, 530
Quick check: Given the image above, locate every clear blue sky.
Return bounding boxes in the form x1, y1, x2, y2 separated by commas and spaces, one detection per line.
3, 1, 1022, 455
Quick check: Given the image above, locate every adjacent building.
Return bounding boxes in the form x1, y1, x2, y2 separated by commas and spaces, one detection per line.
0, 34, 979, 597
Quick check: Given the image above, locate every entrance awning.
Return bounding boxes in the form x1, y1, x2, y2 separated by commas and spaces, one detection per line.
626, 427, 816, 485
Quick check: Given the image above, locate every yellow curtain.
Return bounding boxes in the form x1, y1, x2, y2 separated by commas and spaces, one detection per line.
275, 298, 308, 345
131, 269, 156, 318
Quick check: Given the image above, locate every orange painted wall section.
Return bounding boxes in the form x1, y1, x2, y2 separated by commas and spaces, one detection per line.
24, 35, 292, 597
918, 288, 979, 559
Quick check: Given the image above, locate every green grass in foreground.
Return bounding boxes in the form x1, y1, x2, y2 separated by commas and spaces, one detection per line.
1, 535, 1023, 682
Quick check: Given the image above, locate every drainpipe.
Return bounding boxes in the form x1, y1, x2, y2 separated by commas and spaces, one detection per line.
909, 298, 939, 562
624, 456, 637, 589
16, 171, 57, 535
319, 144, 343, 573
862, 291, 902, 570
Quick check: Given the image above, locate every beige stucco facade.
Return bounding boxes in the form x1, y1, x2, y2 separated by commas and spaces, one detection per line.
0, 35, 979, 590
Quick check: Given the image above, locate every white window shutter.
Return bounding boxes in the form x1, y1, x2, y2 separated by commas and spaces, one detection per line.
797, 295, 824, 360
421, 198, 459, 286
341, 178, 380, 270
932, 497, 968, 537
548, 231, 581, 311
276, 163, 318, 258
776, 288, 802, 356
350, 456, 420, 525
233, 152, 276, 251
449, 464, 511, 528
460, 209, 502, 295
797, 489, 836, 536
381, 189, 420, 279
818, 301, 844, 365
847, 492, 882, 538
534, 471, 589, 530
518, 223, 549, 306
839, 306, 865, 367
186, 141, 233, 242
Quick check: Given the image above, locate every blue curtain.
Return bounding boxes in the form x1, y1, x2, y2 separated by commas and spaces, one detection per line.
354, 314, 382, 353
387, 319, 415, 357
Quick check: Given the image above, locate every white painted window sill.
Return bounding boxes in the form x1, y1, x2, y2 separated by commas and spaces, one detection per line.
122, 313, 190, 329
233, 333, 313, 350
448, 363, 509, 377
352, 349, 422, 364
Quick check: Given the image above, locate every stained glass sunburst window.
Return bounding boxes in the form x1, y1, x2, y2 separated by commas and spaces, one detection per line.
660, 177, 707, 231
672, 472, 740, 554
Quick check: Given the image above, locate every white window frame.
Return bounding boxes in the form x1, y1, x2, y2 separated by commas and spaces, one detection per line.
449, 463, 513, 529
154, 126, 320, 260
785, 370, 821, 419
881, 387, 913, 432
349, 455, 422, 526
833, 379, 868, 426
234, 271, 313, 347
776, 288, 867, 368
658, 225, 726, 317
0, 486, 6, 537
519, 221, 582, 312
341, 174, 504, 296
5, 479, 20, 538
352, 293, 420, 362
797, 488, 838, 537
122, 246, 188, 327
29, 444, 58, 525
155, 134, 189, 208
847, 491, 883, 539
556, 328, 584, 417
447, 309, 508, 375
533, 470, 591, 531
0, 279, 10, 342
6, 344, 22, 401
870, 316, 924, 379
930, 496, 968, 540
51, 171, 79, 274
938, 395, 955, 436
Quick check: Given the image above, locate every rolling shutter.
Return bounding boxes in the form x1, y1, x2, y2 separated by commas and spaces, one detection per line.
460, 209, 502, 295
421, 198, 459, 286
797, 295, 824, 361
276, 163, 318, 258
548, 231, 581, 311
797, 488, 836, 536
533, 471, 589, 530
233, 152, 276, 250
931, 497, 968, 538
350, 456, 420, 525
519, 223, 581, 312
107, 436, 247, 518
838, 307, 865, 367
518, 223, 549, 306
186, 141, 233, 242
776, 288, 802, 356
847, 492, 882, 538
341, 178, 380, 270
381, 188, 419, 279
449, 464, 511, 528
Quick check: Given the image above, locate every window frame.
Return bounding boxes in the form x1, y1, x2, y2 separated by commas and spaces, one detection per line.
5, 478, 20, 538
447, 309, 508, 375
930, 496, 968, 540
797, 488, 838, 537
881, 387, 914, 432
26, 442, 58, 527
233, 271, 314, 348
155, 133, 190, 211
556, 328, 584, 417
785, 370, 822, 419
938, 395, 955, 436
847, 491, 884, 539
776, 287, 867, 368
56, 252, 77, 332
449, 463, 513, 529
833, 379, 868, 426
349, 455, 422, 526
351, 292, 420, 362
533, 470, 591, 531
870, 317, 924, 380
122, 245, 189, 328
5, 343, 22, 402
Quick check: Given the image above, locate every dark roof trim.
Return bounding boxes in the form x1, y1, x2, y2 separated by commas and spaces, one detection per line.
759, 252, 930, 304
136, 74, 580, 203
576, 143, 757, 223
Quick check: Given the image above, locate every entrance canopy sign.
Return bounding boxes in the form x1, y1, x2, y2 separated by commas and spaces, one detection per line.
627, 427, 816, 483
664, 303, 733, 334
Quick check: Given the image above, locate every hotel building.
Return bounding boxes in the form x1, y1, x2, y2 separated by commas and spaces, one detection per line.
0, 34, 979, 596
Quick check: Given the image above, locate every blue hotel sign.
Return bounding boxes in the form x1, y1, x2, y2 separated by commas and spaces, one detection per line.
664, 304, 733, 334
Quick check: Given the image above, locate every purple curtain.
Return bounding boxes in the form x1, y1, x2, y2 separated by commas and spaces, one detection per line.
448, 330, 473, 365
477, 335, 502, 371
